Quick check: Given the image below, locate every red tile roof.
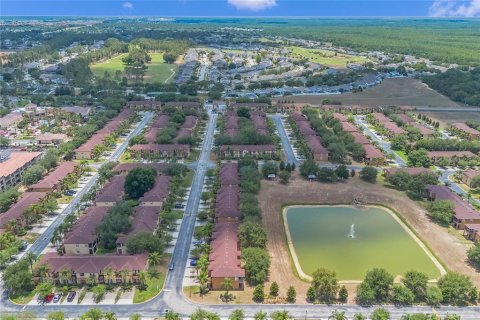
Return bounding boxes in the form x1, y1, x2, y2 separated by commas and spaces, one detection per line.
30, 162, 78, 191
291, 112, 307, 122
219, 145, 276, 153
220, 163, 239, 186
215, 185, 241, 219
0, 192, 47, 226
340, 121, 358, 132
209, 221, 244, 278
130, 144, 190, 152
426, 185, 480, 220
384, 167, 433, 176
463, 169, 480, 180
0, 152, 41, 178
151, 115, 170, 128
363, 144, 385, 159
113, 163, 167, 175
306, 135, 329, 155
395, 114, 415, 124
96, 175, 125, 203
452, 123, 480, 136
180, 116, 198, 129
427, 151, 476, 159
38, 252, 148, 273
409, 122, 434, 136
297, 121, 316, 136
140, 176, 170, 203
144, 127, 158, 143
372, 112, 391, 123
350, 132, 370, 144
63, 206, 109, 244
333, 113, 348, 122
117, 206, 160, 244
74, 133, 108, 153
382, 121, 406, 135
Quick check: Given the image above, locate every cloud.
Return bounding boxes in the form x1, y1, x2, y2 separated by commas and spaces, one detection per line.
429, 0, 480, 17
122, 1, 134, 9
227, 0, 277, 11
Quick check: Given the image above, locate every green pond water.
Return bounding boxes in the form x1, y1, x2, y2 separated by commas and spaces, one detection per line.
286, 206, 441, 280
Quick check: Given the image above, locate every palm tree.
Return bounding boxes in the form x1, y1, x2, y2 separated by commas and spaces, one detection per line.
120, 269, 130, 284
197, 269, 209, 295
5, 220, 19, 234
24, 252, 37, 272
138, 271, 147, 289
148, 252, 162, 268
221, 277, 234, 296
59, 268, 72, 285
104, 312, 117, 320
87, 274, 96, 287
37, 263, 50, 283
103, 267, 114, 285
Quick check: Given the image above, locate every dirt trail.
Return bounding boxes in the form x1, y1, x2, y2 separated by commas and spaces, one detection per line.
258, 172, 479, 304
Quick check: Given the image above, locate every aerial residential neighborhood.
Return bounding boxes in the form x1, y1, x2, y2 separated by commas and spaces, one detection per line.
1, 4, 480, 320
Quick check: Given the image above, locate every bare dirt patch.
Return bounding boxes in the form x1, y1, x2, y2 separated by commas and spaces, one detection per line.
421, 111, 480, 127
258, 172, 479, 304
283, 78, 460, 108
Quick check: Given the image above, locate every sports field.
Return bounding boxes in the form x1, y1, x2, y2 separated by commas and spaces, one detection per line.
288, 46, 369, 69
90, 52, 177, 83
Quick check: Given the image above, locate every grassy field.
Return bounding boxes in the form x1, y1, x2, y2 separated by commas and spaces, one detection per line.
288, 46, 369, 69
286, 205, 441, 280
90, 53, 177, 83
279, 78, 460, 107
133, 273, 166, 303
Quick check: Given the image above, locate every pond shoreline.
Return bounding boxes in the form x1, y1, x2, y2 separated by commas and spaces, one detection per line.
282, 204, 446, 284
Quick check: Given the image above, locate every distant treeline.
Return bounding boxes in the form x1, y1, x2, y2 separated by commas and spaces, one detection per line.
422, 67, 480, 107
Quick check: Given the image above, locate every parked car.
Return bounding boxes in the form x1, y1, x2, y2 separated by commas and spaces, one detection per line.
190, 260, 197, 267
169, 263, 175, 271
53, 293, 62, 303
174, 203, 185, 209
44, 293, 54, 303
67, 291, 76, 302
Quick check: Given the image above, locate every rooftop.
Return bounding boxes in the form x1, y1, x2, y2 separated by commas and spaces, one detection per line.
0, 152, 42, 178
96, 175, 126, 203
30, 161, 78, 190
37, 253, 148, 273
63, 206, 109, 244
426, 185, 480, 220
0, 192, 47, 226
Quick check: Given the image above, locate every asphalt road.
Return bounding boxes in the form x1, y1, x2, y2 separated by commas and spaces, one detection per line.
269, 113, 300, 167
3, 110, 480, 319
354, 116, 406, 167
23, 111, 154, 257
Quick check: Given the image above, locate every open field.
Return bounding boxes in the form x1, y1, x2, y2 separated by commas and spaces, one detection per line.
288, 46, 369, 68
283, 78, 460, 107
258, 172, 479, 304
90, 53, 177, 83
285, 205, 441, 280
421, 111, 480, 127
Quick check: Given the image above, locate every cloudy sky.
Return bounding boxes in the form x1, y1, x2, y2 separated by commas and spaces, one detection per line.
2, 0, 480, 17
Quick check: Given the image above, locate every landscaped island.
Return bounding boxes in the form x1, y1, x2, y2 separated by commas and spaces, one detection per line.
284, 205, 444, 281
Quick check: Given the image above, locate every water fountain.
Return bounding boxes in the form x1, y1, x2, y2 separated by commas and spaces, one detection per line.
348, 224, 355, 238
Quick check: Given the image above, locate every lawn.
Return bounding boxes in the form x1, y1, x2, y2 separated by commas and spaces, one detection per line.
288, 46, 369, 68
90, 53, 177, 83
395, 150, 408, 162
10, 290, 36, 304
133, 272, 166, 303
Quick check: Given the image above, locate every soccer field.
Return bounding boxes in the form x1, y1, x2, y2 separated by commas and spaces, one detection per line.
90, 52, 177, 83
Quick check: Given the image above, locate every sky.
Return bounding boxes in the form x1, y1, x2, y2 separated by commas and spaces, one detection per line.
2, 0, 480, 17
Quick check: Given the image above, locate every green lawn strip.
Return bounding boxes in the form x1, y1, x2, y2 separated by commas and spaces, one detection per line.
91, 53, 176, 84
182, 170, 194, 188
394, 150, 408, 162
288, 46, 369, 68
133, 273, 166, 303
10, 290, 36, 304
